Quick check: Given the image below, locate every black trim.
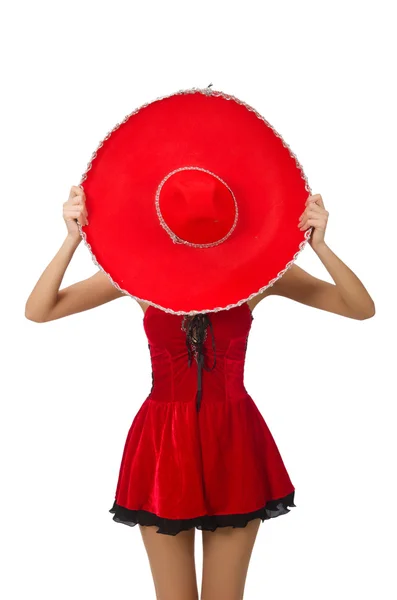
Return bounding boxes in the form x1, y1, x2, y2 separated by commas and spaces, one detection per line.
109, 491, 296, 535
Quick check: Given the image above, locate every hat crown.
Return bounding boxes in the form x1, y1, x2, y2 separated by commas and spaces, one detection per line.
156, 167, 238, 247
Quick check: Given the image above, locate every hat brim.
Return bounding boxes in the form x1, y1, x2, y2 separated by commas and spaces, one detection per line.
78, 88, 312, 315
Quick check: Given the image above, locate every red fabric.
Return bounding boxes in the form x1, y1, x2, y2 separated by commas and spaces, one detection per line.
80, 90, 310, 313
112, 303, 295, 520
160, 168, 237, 244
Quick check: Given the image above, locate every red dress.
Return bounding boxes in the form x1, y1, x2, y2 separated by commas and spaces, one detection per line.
109, 302, 296, 535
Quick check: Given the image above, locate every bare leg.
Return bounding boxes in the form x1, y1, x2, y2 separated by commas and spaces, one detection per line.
139, 524, 199, 600
200, 518, 261, 600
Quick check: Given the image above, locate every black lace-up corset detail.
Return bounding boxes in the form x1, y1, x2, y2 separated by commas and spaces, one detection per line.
181, 313, 217, 412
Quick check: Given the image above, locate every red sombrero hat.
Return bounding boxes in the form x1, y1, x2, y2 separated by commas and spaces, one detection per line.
77, 84, 312, 315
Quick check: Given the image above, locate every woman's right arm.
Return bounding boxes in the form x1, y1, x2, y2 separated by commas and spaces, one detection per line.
25, 186, 125, 323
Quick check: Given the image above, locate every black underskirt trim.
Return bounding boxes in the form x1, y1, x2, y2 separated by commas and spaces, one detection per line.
109, 491, 296, 536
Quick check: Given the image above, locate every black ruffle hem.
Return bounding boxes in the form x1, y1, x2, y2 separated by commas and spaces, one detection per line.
109, 491, 296, 536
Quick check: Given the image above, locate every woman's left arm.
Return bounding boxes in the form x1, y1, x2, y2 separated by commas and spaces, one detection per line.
268, 194, 375, 320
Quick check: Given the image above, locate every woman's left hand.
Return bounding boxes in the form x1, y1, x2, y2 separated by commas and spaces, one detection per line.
298, 193, 329, 250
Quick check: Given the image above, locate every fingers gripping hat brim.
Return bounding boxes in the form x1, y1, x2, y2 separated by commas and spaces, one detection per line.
77, 87, 312, 315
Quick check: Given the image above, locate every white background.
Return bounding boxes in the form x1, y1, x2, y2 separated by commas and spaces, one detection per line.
2, 1, 396, 598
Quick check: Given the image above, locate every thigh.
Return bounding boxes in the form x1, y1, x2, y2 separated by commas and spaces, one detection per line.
201, 519, 262, 600
139, 524, 199, 600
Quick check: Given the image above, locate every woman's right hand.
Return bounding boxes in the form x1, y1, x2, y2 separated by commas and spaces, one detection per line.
63, 185, 89, 238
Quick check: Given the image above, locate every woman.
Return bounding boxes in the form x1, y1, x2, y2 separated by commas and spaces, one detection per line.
25, 185, 375, 600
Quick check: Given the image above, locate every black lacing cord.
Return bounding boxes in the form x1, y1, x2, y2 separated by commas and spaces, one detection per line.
184, 314, 217, 411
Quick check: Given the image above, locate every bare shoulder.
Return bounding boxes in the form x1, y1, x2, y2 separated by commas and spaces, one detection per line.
246, 285, 275, 313
135, 299, 151, 314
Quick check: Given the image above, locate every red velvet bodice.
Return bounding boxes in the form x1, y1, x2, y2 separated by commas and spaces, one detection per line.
143, 302, 254, 410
